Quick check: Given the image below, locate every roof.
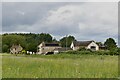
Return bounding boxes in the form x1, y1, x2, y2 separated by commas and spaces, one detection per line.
10, 44, 22, 49
45, 43, 59, 46
73, 40, 94, 47
96, 42, 106, 47
10, 44, 23, 51
42, 42, 60, 47
99, 44, 106, 48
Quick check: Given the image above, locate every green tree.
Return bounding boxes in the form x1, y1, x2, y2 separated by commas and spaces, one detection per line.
2, 33, 53, 53
104, 38, 117, 50
2, 44, 9, 52
38, 33, 52, 43
2, 34, 26, 52
60, 35, 76, 47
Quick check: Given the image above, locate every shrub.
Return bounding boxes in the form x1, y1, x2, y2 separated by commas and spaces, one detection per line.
117, 48, 120, 55
65, 50, 92, 55
66, 51, 80, 54
78, 47, 86, 51
65, 49, 119, 55
22, 50, 27, 54
93, 51, 110, 55
109, 48, 119, 55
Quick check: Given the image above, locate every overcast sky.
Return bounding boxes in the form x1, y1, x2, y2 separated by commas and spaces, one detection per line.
2, 2, 118, 44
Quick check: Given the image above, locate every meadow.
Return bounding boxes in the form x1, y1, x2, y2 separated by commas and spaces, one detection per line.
2, 53, 118, 78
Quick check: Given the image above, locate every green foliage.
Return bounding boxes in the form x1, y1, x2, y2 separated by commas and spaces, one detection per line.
26, 43, 37, 52
38, 33, 52, 43
78, 47, 86, 51
2, 35, 26, 53
104, 38, 117, 50
60, 35, 76, 47
52, 38, 58, 42
65, 51, 92, 55
92, 51, 110, 55
21, 50, 26, 54
78, 47, 92, 52
109, 48, 118, 55
117, 48, 120, 54
2, 44, 9, 52
65, 50, 119, 55
2, 33, 53, 53
2, 34, 26, 47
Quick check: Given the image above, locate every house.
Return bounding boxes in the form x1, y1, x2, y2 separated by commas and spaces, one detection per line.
37, 42, 61, 54
97, 43, 106, 50
70, 40, 99, 51
53, 47, 72, 54
10, 44, 23, 54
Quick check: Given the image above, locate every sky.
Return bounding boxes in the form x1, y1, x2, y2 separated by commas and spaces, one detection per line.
2, 2, 118, 44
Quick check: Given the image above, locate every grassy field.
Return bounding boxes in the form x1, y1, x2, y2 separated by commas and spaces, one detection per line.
2, 53, 118, 78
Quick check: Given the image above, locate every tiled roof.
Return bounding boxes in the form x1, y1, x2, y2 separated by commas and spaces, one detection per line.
45, 43, 59, 46
10, 44, 23, 50
41, 42, 60, 47
73, 41, 94, 47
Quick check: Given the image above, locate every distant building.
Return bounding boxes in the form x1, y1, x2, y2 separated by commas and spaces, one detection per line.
70, 40, 99, 51
10, 44, 23, 54
97, 43, 106, 50
37, 42, 61, 54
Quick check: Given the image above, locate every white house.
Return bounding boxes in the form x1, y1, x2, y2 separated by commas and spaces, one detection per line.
37, 42, 61, 54
70, 40, 99, 51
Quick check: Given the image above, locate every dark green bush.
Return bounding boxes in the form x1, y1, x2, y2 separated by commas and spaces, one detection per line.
65, 49, 119, 55
66, 51, 79, 54
110, 48, 120, 55
78, 47, 86, 51
117, 48, 120, 55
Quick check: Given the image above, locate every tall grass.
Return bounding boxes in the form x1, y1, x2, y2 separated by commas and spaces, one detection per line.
2, 53, 118, 78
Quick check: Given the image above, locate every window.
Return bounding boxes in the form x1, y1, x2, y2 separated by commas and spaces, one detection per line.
90, 46, 96, 50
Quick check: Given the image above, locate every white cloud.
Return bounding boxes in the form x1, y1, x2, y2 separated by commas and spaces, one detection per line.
16, 11, 25, 15
2, 2, 118, 43
31, 2, 117, 42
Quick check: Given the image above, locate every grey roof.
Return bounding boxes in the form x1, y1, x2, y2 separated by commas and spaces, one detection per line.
42, 42, 60, 47
45, 43, 59, 46
10, 44, 23, 51
10, 44, 22, 49
73, 40, 94, 47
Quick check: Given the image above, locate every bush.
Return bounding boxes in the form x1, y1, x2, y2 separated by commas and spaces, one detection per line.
2, 44, 9, 53
66, 51, 80, 54
93, 51, 110, 55
65, 50, 92, 55
65, 49, 119, 55
109, 48, 119, 55
22, 50, 27, 54
78, 47, 86, 51
117, 48, 120, 55
78, 47, 92, 52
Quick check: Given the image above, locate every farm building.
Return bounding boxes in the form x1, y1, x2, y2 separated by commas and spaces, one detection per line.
10, 44, 23, 54
37, 42, 61, 54
70, 40, 99, 51
97, 43, 107, 50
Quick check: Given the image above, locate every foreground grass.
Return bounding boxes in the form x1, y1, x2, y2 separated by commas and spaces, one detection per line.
2, 53, 118, 78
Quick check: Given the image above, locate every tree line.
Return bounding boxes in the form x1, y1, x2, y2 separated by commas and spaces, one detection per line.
1, 33, 119, 53
2, 33, 76, 53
